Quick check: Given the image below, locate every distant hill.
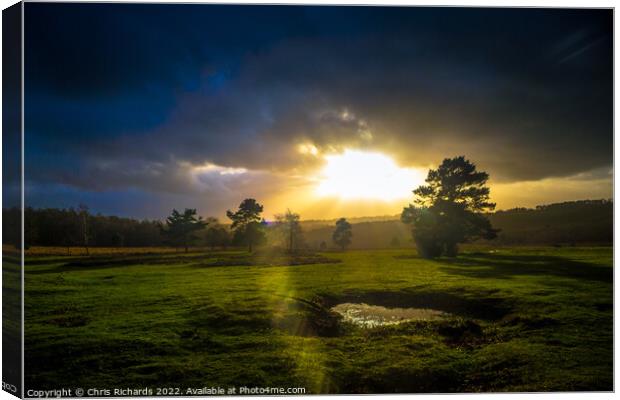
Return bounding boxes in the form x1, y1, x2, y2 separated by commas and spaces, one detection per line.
486, 199, 613, 246
302, 199, 613, 249
301, 215, 401, 230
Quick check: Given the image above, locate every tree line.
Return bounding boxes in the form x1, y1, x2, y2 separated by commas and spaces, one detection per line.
4, 201, 354, 254
4, 206, 165, 252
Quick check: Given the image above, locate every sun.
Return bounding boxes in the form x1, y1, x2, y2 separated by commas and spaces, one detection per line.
315, 149, 426, 201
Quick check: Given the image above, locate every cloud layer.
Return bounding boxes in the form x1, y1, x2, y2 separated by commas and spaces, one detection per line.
23, 5, 613, 218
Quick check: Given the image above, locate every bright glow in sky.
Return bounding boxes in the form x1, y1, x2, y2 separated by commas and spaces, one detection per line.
315, 150, 426, 201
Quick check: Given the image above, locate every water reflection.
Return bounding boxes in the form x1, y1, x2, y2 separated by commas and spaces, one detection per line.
331, 303, 449, 328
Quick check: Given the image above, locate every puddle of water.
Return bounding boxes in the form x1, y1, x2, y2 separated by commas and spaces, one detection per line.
331, 302, 450, 328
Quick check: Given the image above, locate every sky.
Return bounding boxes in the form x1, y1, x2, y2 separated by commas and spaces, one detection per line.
19, 4, 613, 220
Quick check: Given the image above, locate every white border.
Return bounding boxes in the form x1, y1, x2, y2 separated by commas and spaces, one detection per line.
0, 2, 616, 400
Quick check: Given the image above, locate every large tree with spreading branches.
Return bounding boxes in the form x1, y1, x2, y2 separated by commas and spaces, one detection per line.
401, 156, 498, 258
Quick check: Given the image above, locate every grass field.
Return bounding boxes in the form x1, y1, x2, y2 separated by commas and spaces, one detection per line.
22, 246, 612, 393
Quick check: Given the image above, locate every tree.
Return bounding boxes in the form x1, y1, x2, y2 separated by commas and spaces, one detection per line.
78, 204, 91, 255
274, 209, 303, 253
401, 156, 498, 258
229, 219, 267, 252
23, 208, 39, 251
332, 218, 353, 251
59, 208, 80, 255
203, 217, 231, 250
227, 199, 266, 252
161, 208, 207, 252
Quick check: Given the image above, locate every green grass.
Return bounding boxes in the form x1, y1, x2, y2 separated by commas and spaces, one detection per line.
3, 253, 22, 391
24, 246, 612, 393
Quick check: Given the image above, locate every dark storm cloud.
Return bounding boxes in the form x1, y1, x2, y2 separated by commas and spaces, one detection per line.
24, 4, 612, 215
26, 4, 322, 96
